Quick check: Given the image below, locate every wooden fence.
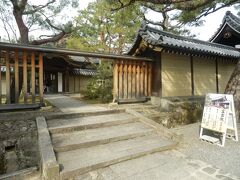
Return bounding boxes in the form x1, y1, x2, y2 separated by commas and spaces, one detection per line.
0, 50, 43, 105
113, 60, 152, 101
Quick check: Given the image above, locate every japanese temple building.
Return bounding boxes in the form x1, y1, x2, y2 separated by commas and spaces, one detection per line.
210, 11, 240, 47
113, 22, 240, 101
0, 12, 240, 108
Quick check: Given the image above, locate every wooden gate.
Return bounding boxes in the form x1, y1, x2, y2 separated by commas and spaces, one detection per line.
0, 50, 44, 105
113, 60, 152, 102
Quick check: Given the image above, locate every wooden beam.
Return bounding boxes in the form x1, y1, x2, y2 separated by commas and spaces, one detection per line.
23, 51, 28, 104
31, 52, 36, 103
39, 53, 44, 104
190, 56, 194, 96
14, 51, 19, 103
5, 51, 10, 104
140, 62, 144, 97
136, 64, 140, 98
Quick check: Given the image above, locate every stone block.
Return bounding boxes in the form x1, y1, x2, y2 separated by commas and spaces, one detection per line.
36, 116, 59, 180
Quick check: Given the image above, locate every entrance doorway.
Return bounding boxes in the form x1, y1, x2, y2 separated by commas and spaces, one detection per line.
44, 71, 58, 93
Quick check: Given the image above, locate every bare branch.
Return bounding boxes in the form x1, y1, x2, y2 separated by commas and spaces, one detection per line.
31, 31, 66, 45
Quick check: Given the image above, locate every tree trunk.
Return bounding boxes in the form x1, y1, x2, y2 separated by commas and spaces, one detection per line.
12, 5, 29, 44
225, 61, 240, 122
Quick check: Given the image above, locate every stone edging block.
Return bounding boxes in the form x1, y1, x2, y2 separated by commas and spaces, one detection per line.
36, 116, 59, 180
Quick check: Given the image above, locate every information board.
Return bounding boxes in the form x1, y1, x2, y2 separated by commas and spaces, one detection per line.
200, 93, 238, 147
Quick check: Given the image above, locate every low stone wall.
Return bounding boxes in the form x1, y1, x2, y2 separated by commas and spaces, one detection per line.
0, 118, 39, 175
151, 96, 204, 128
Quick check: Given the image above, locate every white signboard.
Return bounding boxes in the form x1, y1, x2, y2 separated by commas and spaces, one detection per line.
200, 93, 238, 147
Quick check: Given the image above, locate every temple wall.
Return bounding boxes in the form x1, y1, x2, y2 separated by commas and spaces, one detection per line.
161, 53, 191, 97
69, 75, 92, 93
193, 57, 216, 95
218, 60, 236, 93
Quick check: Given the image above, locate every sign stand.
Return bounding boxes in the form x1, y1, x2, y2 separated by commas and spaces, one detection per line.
200, 93, 238, 147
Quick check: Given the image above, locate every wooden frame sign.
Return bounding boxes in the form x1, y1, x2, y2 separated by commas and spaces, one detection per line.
200, 93, 238, 147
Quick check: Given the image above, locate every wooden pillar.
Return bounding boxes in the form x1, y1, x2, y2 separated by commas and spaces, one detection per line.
148, 63, 152, 97
140, 62, 144, 97
190, 56, 194, 96
39, 53, 44, 104
23, 51, 28, 103
132, 61, 136, 99
31, 52, 36, 103
123, 62, 128, 99
65, 67, 69, 93
144, 63, 148, 97
14, 51, 19, 103
119, 61, 123, 99
136, 63, 140, 98
127, 63, 132, 99
5, 51, 10, 104
0, 64, 1, 104
113, 61, 119, 100
216, 58, 219, 93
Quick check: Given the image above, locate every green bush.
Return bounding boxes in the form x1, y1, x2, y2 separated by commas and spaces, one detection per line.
84, 62, 113, 103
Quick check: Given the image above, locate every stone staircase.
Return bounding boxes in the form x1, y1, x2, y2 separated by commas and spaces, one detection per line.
47, 110, 176, 180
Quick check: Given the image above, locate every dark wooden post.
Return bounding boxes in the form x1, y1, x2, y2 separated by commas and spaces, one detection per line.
144, 63, 148, 97
14, 51, 19, 103
190, 56, 194, 96
215, 58, 219, 93
0, 64, 1, 104
23, 51, 28, 103
39, 53, 44, 104
5, 51, 10, 104
31, 52, 36, 103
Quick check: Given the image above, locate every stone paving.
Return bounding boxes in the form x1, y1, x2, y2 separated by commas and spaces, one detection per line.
45, 94, 106, 113
44, 95, 240, 180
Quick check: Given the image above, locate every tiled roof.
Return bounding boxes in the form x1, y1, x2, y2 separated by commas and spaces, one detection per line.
210, 11, 240, 42
72, 68, 97, 76
128, 22, 240, 58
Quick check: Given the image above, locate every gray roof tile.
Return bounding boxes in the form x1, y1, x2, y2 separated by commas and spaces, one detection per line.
128, 22, 240, 58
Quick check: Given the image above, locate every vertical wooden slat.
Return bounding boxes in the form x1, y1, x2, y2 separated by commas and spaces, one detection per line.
14, 51, 19, 103
140, 62, 144, 97
31, 52, 35, 103
136, 63, 140, 98
5, 51, 10, 104
0, 63, 2, 104
132, 61, 136, 99
39, 53, 44, 104
144, 63, 148, 96
23, 51, 28, 103
119, 61, 123, 99
148, 63, 152, 96
113, 61, 119, 100
127, 63, 132, 99
123, 62, 128, 99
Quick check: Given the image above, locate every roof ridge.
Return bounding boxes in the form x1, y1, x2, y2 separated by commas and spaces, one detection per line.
144, 24, 238, 51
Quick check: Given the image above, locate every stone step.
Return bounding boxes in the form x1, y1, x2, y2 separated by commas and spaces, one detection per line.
58, 133, 176, 179
48, 113, 137, 134
52, 122, 155, 152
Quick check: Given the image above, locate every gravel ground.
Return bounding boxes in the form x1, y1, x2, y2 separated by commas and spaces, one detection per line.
171, 122, 240, 177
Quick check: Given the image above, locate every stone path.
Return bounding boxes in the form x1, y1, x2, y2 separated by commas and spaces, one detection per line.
45, 94, 106, 113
